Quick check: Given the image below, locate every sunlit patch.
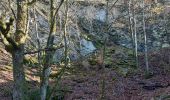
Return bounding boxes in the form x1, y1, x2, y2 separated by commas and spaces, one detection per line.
151, 6, 165, 14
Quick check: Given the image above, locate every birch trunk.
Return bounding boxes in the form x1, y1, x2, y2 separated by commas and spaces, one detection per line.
128, 0, 134, 49
134, 16, 138, 67
130, 0, 139, 68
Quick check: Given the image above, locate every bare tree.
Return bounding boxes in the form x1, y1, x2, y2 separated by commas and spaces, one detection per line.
0, 0, 30, 99
40, 0, 64, 100
142, 0, 149, 75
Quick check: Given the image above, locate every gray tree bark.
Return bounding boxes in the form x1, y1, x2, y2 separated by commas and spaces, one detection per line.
12, 47, 27, 100
40, 0, 57, 99
12, 0, 28, 99
142, 0, 149, 74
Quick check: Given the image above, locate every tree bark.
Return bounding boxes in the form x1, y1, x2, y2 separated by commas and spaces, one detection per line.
12, 0, 28, 99
142, 0, 149, 74
40, 0, 56, 99
12, 47, 27, 100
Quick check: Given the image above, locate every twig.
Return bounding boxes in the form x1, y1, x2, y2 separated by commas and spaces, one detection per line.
109, 0, 119, 11
8, 0, 17, 20
50, 0, 64, 29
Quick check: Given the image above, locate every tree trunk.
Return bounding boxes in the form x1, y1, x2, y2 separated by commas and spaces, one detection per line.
40, 0, 56, 99
12, 47, 27, 100
128, 0, 135, 59
12, 0, 28, 99
40, 53, 53, 100
142, 0, 149, 74
134, 16, 138, 67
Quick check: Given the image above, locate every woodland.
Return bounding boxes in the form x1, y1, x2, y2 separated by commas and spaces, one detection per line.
0, 0, 170, 100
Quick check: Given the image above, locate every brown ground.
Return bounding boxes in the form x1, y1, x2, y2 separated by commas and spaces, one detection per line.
0, 43, 170, 100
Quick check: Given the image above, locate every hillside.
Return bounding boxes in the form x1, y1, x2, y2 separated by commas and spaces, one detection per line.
0, 41, 170, 100
0, 0, 170, 99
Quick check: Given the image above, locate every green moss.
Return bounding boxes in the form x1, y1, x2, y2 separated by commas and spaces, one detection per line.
93, 40, 104, 48
104, 58, 113, 66
88, 58, 98, 65
23, 56, 38, 66
112, 77, 116, 81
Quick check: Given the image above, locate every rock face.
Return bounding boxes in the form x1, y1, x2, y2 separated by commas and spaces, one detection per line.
1, 0, 169, 62
75, 1, 170, 52
80, 39, 96, 56
29, 1, 169, 63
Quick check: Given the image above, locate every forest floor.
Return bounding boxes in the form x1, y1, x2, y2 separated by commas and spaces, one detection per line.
61, 47, 170, 100
0, 43, 170, 100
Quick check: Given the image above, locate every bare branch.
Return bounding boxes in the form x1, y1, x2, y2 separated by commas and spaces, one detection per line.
24, 44, 64, 55
51, 0, 64, 25
109, 0, 119, 11
0, 17, 18, 50
8, 0, 17, 20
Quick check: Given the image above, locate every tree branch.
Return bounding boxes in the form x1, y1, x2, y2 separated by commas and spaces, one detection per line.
51, 0, 64, 25
8, 0, 17, 20
24, 44, 64, 55
109, 0, 119, 11
0, 17, 18, 50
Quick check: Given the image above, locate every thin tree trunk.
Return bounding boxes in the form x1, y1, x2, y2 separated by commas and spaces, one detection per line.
131, 0, 139, 68
63, 0, 69, 70
100, 0, 109, 99
40, 0, 64, 99
40, 0, 56, 99
134, 16, 138, 67
34, 5, 43, 83
129, 0, 134, 45
143, 0, 149, 74
45, 1, 69, 99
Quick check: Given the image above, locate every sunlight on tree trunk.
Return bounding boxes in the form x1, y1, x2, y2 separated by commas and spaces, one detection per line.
134, 16, 138, 67
128, 0, 134, 50
128, 0, 139, 68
